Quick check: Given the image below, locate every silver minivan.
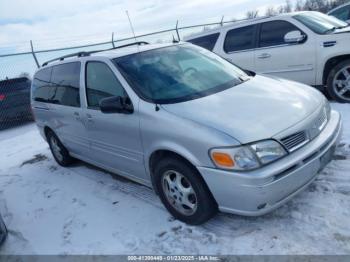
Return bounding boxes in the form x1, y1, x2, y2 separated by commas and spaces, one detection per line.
31, 42, 342, 224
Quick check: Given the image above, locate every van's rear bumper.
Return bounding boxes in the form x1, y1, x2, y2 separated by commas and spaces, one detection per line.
198, 110, 342, 216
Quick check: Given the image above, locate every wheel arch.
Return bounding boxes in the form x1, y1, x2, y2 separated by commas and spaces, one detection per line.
148, 149, 213, 198
323, 55, 350, 85
43, 126, 54, 139
149, 149, 196, 177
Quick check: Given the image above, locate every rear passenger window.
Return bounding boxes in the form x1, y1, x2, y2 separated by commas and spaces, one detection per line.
187, 33, 220, 51
85, 62, 126, 108
259, 21, 303, 48
32, 67, 53, 102
224, 25, 256, 53
51, 62, 81, 107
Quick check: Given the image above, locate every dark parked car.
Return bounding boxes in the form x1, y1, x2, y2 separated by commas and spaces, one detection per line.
0, 77, 32, 125
0, 213, 7, 245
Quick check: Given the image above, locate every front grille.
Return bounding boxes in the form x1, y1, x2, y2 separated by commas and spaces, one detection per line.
280, 131, 308, 152
310, 107, 327, 138
280, 106, 329, 153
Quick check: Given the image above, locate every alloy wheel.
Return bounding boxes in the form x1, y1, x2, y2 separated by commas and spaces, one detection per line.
333, 66, 350, 101
162, 170, 198, 216
50, 136, 63, 162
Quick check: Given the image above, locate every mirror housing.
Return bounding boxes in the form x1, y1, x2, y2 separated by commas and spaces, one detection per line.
99, 96, 133, 114
284, 30, 306, 44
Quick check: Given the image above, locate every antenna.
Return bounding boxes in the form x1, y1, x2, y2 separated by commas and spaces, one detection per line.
126, 10, 138, 43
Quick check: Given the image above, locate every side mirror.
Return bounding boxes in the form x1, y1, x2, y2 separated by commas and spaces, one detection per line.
99, 96, 133, 114
244, 69, 256, 77
284, 30, 306, 44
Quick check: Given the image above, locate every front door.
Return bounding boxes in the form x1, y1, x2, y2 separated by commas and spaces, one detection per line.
254, 20, 316, 85
83, 60, 146, 181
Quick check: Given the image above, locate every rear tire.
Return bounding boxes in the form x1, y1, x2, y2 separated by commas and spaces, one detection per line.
326, 59, 350, 103
47, 131, 74, 166
154, 156, 217, 225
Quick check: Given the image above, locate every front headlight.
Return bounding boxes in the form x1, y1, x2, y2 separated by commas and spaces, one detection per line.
210, 140, 287, 171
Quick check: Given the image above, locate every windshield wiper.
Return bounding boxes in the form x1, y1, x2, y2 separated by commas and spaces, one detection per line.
324, 27, 336, 34
325, 25, 349, 34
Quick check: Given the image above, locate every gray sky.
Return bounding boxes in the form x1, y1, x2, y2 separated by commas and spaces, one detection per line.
0, 0, 296, 52
0, 0, 296, 78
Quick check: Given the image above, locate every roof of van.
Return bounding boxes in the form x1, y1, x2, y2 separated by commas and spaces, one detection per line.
38, 42, 181, 69
184, 11, 309, 40
91, 42, 178, 59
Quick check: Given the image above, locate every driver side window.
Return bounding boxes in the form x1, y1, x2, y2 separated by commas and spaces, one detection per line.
259, 20, 305, 48
85, 61, 127, 108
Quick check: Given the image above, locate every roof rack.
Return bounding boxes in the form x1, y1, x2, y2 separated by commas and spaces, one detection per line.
42, 41, 149, 67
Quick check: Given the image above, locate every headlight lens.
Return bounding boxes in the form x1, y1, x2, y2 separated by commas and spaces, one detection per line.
210, 140, 287, 171
250, 140, 287, 165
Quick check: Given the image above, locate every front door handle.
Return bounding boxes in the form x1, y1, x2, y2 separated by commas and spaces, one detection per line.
73, 111, 80, 120
86, 113, 93, 122
257, 53, 271, 59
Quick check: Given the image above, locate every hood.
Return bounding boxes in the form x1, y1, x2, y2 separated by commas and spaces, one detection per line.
161, 75, 324, 144
334, 26, 350, 34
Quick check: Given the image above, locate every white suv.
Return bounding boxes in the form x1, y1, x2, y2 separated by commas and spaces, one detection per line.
185, 11, 350, 103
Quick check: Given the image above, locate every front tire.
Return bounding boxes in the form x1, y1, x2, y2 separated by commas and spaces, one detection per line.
326, 59, 350, 103
47, 131, 74, 166
154, 157, 217, 225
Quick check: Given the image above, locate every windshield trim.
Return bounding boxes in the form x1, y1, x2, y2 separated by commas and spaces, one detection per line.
112, 44, 249, 104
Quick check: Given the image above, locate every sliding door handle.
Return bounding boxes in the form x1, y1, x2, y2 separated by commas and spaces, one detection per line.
73, 111, 81, 120
257, 53, 271, 59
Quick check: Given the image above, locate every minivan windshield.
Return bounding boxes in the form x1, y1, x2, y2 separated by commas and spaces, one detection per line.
293, 12, 348, 34
113, 44, 248, 104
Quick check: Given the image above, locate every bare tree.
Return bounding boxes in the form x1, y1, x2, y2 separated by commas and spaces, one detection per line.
292, 0, 349, 13
245, 10, 259, 19
265, 6, 278, 16
302, 0, 333, 12
295, 0, 305, 11
284, 0, 293, 12
277, 5, 285, 13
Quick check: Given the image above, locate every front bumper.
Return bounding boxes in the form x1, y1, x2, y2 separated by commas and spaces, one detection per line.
198, 110, 342, 216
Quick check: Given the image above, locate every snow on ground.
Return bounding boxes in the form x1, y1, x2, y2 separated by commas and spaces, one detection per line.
0, 103, 349, 255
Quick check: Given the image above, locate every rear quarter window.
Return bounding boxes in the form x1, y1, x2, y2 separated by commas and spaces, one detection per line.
187, 33, 220, 51
51, 62, 81, 107
32, 67, 53, 102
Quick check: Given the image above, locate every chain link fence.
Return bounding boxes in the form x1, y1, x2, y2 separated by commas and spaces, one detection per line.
0, 17, 243, 130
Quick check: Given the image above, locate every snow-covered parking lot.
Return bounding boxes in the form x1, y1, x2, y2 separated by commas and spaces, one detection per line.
0, 103, 349, 255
